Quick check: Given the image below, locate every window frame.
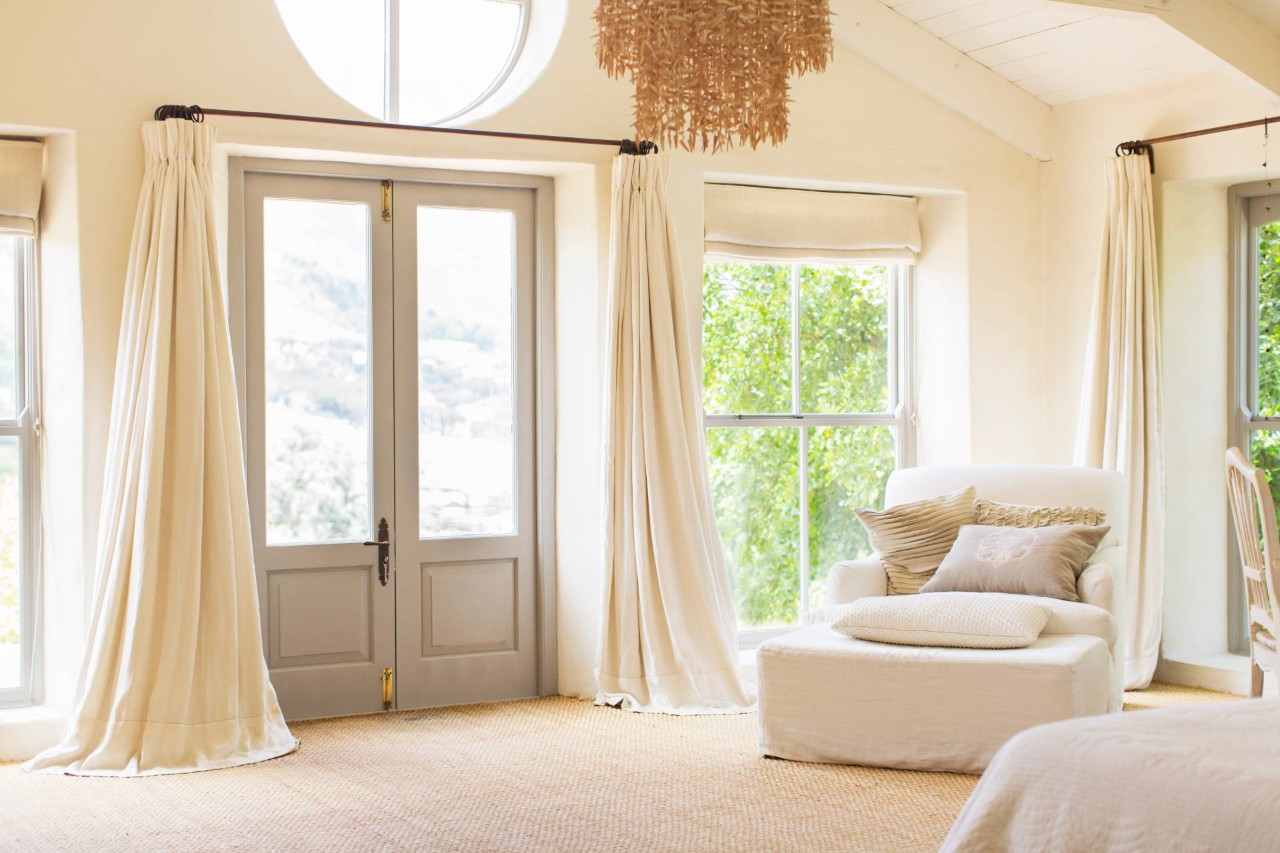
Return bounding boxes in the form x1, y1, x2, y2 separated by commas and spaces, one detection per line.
383, 0, 531, 126
702, 259, 915, 648
1229, 180, 1280, 655
0, 235, 40, 708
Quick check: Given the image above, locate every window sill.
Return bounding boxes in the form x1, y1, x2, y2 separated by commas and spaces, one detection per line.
0, 705, 65, 762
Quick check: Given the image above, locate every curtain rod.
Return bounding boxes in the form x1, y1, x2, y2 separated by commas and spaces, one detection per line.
151, 105, 657, 154
705, 181, 914, 200
1117, 114, 1280, 173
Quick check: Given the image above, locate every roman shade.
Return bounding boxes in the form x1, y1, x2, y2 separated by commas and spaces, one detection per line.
0, 140, 43, 237
704, 184, 921, 264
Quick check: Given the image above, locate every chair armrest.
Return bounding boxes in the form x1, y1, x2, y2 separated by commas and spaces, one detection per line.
1078, 563, 1114, 613
824, 555, 888, 605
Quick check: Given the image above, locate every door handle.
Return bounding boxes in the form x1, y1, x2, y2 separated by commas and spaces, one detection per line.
363, 517, 391, 586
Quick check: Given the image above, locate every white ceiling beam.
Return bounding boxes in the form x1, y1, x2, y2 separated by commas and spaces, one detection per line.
1049, 0, 1280, 99
833, 0, 1054, 161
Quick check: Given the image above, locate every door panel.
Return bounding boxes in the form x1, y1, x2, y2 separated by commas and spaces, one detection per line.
392, 184, 538, 710
244, 172, 395, 720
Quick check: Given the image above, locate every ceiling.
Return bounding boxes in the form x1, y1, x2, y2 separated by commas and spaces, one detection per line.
1228, 0, 1280, 36
877, 0, 1225, 105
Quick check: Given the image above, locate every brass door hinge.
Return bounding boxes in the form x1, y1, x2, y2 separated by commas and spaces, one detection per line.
381, 180, 393, 222
381, 667, 394, 710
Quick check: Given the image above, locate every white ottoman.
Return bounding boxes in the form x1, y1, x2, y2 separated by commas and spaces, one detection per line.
757, 624, 1112, 774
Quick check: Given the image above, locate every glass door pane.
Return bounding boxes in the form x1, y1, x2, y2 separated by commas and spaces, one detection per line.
262, 198, 373, 545
417, 207, 517, 538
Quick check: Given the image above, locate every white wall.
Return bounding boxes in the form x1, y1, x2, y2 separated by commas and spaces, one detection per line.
1043, 71, 1280, 678
0, 0, 1047, 707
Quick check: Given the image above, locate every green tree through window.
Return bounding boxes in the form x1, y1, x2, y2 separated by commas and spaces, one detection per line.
703, 261, 906, 630
1250, 220, 1280, 508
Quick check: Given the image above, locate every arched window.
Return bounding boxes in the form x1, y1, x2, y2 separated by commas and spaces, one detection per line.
275, 0, 531, 125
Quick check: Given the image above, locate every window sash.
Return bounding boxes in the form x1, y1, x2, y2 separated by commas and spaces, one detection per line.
704, 261, 913, 639
0, 235, 38, 708
382, 0, 531, 126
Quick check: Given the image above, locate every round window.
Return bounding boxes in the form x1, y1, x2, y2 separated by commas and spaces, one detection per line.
275, 0, 531, 125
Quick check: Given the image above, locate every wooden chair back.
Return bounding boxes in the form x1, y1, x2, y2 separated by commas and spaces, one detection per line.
1225, 448, 1280, 650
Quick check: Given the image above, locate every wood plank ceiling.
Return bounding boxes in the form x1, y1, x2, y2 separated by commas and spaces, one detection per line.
878, 0, 1224, 105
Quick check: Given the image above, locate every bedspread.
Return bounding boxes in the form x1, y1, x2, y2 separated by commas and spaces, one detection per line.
940, 698, 1280, 852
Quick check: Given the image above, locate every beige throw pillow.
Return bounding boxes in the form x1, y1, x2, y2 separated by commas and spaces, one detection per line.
922, 523, 1110, 602
975, 498, 1106, 529
854, 487, 977, 595
832, 592, 1050, 649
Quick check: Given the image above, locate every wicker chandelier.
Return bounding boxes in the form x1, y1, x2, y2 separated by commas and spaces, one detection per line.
595, 0, 834, 153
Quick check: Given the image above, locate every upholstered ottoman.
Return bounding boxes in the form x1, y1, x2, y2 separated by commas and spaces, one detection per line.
756, 624, 1111, 774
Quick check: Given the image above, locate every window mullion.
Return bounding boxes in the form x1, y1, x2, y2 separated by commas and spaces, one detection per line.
791, 263, 809, 621
385, 0, 400, 123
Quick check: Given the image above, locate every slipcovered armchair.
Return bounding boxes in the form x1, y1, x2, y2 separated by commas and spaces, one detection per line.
816, 464, 1128, 704
757, 464, 1128, 773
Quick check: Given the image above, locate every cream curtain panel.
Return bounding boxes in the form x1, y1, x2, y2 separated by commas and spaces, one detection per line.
1075, 151, 1164, 691
26, 120, 296, 775
704, 183, 921, 264
0, 139, 43, 236
596, 154, 754, 714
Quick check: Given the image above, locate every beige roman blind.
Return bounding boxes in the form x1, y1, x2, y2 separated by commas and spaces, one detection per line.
704, 184, 921, 264
0, 140, 44, 237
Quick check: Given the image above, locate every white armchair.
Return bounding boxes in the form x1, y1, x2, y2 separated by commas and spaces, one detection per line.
819, 464, 1127, 701
757, 464, 1128, 773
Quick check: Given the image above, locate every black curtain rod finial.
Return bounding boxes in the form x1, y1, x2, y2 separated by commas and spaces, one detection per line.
154, 104, 206, 123
619, 139, 659, 155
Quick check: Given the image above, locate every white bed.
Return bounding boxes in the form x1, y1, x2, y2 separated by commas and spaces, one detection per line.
940, 698, 1280, 852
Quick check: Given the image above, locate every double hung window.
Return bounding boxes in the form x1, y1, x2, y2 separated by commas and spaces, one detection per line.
702, 259, 912, 642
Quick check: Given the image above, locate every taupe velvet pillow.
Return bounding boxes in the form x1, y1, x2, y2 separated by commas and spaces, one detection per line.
921, 523, 1110, 602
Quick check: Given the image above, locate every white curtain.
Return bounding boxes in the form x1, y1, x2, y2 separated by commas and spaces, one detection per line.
595, 154, 754, 714
26, 120, 296, 775
1075, 151, 1164, 690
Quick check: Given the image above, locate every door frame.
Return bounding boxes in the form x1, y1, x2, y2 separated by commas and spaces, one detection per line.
227, 156, 558, 698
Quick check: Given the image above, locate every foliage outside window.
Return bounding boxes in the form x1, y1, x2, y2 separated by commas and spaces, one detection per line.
703, 260, 911, 639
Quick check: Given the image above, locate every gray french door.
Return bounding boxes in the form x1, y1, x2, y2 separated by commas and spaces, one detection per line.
242, 171, 538, 720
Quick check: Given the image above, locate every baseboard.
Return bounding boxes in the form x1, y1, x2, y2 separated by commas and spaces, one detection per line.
1154, 652, 1253, 696
0, 705, 64, 762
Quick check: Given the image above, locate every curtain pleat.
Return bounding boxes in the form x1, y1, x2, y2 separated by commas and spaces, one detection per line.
1074, 151, 1164, 691
25, 120, 296, 775
595, 154, 754, 714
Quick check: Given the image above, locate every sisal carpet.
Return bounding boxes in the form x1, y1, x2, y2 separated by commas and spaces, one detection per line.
0, 682, 1235, 853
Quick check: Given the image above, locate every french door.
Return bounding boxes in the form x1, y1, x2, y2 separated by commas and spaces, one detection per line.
242, 170, 539, 719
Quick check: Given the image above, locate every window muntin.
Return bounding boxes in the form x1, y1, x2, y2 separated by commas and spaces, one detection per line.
274, 0, 529, 126
703, 260, 910, 640
0, 234, 36, 706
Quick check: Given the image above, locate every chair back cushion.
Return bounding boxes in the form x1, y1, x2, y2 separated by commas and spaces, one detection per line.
885, 465, 1126, 616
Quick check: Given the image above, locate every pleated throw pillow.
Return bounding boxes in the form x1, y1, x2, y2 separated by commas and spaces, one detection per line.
854, 487, 977, 595
921, 523, 1111, 602
974, 498, 1106, 529
832, 592, 1051, 649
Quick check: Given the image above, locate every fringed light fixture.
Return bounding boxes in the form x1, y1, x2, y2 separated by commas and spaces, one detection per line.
595, 0, 834, 153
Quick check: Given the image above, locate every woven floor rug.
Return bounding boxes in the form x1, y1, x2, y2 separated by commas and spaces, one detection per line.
0, 682, 1234, 852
